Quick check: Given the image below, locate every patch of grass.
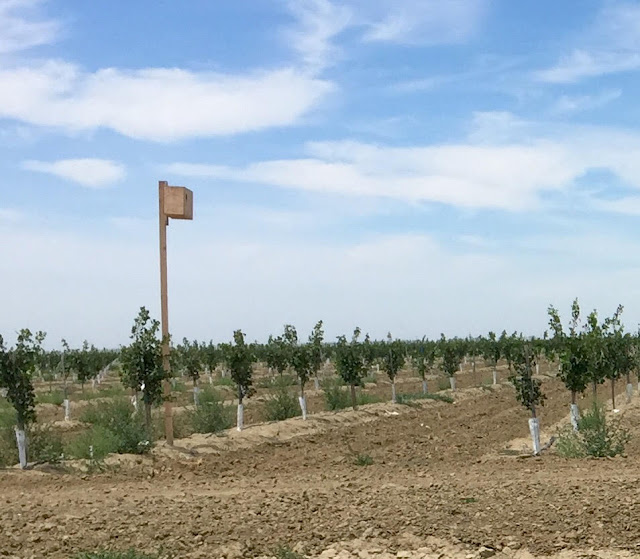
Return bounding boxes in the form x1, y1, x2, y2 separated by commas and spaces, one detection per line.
322, 379, 351, 411
212, 376, 234, 387
0, 409, 17, 468
437, 378, 451, 391
273, 545, 306, 559
28, 424, 64, 464
357, 392, 381, 405
354, 453, 373, 466
36, 390, 64, 406
362, 373, 378, 385
395, 392, 454, 405
556, 402, 630, 458
74, 399, 151, 456
73, 551, 162, 559
461, 497, 477, 504
80, 385, 126, 401
186, 388, 232, 434
263, 380, 300, 421
256, 374, 298, 389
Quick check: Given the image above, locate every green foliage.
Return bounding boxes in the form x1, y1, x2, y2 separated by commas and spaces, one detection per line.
0, 329, 45, 429
509, 340, 545, 417
291, 343, 313, 393
322, 379, 351, 410
227, 330, 255, 404
354, 453, 373, 466
202, 341, 219, 375
437, 334, 461, 378
263, 380, 300, 421
28, 424, 64, 464
120, 307, 166, 428
78, 399, 151, 455
186, 388, 232, 434
65, 425, 120, 460
556, 402, 630, 458
308, 320, 324, 378
265, 333, 289, 376
177, 338, 202, 385
334, 328, 367, 409
356, 392, 381, 405
548, 299, 590, 398
395, 392, 454, 405
381, 333, 405, 382
411, 336, 436, 381
36, 390, 64, 406
482, 331, 501, 369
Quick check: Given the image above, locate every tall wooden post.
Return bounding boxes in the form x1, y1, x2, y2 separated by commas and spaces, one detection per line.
158, 180, 194, 446
159, 180, 173, 445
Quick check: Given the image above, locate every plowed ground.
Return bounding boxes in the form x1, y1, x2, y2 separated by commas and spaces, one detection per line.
2, 376, 640, 559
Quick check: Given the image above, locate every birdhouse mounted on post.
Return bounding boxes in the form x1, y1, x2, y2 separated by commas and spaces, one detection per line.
163, 186, 193, 220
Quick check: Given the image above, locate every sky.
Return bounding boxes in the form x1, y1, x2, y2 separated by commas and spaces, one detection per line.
2, 0, 640, 348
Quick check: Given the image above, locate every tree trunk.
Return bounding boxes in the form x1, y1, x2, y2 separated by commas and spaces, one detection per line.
350, 384, 357, 410
611, 377, 616, 410
391, 380, 396, 404
15, 425, 27, 469
422, 379, 428, 394
626, 373, 632, 403
449, 376, 456, 391
237, 398, 244, 432
592, 380, 598, 402
492, 367, 497, 385
144, 402, 152, 433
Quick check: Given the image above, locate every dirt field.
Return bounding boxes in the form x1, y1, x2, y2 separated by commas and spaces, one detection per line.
3, 375, 640, 559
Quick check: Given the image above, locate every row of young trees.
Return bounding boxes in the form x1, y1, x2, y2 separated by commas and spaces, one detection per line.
0, 331, 116, 468
5, 299, 639, 466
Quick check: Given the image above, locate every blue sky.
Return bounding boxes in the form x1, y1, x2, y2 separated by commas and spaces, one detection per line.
2, 0, 640, 348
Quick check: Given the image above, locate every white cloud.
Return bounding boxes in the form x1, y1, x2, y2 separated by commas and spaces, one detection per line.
22, 158, 126, 188
0, 0, 59, 54
165, 139, 573, 211
357, 0, 488, 45
166, 117, 640, 211
536, 2, 640, 83
0, 61, 333, 141
551, 89, 621, 114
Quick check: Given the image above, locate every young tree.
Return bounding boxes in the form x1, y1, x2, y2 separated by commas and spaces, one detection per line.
265, 334, 288, 377
482, 332, 501, 385
309, 320, 324, 390
438, 334, 461, 390
412, 337, 436, 394
548, 300, 590, 430
0, 329, 45, 468
203, 341, 219, 383
335, 328, 367, 410
120, 307, 166, 432
227, 329, 254, 431
509, 340, 546, 455
69, 341, 93, 393
180, 338, 203, 405
382, 333, 405, 403
291, 342, 313, 419
60, 338, 72, 420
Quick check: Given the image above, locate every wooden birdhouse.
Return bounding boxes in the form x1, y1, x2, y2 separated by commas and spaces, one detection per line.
163, 186, 193, 220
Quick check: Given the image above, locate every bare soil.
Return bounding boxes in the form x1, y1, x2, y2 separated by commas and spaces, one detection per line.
3, 373, 640, 559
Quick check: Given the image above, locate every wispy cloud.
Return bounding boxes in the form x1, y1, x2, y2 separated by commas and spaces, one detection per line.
22, 158, 126, 188
166, 116, 640, 212
0, 0, 60, 54
358, 0, 488, 45
285, 0, 352, 71
551, 89, 621, 114
536, 2, 640, 83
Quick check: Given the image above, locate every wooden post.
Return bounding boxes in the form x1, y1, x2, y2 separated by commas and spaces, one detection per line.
159, 181, 173, 445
